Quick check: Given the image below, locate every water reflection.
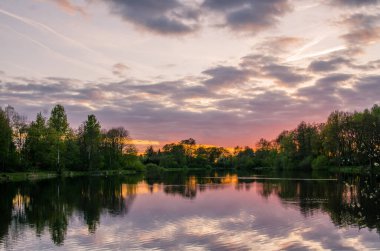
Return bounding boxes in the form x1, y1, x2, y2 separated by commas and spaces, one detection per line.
0, 171, 379, 250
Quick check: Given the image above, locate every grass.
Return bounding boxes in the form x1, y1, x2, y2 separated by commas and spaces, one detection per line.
0, 169, 138, 183
327, 165, 380, 174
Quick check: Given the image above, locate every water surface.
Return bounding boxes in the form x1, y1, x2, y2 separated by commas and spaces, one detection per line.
1, 170, 379, 250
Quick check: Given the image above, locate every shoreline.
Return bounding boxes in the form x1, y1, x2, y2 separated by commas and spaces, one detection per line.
1, 166, 378, 183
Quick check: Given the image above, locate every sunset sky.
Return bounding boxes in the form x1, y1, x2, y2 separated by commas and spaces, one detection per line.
1, 0, 380, 148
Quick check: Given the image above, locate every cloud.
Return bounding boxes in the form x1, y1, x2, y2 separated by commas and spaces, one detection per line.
296, 74, 354, 112
262, 63, 310, 86
38, 0, 296, 37
308, 54, 380, 73
47, 0, 86, 15
308, 57, 350, 72
112, 63, 129, 78
102, 0, 200, 35
257, 36, 305, 54
241, 54, 311, 87
337, 75, 380, 108
330, 0, 380, 6
202, 0, 292, 33
0, 54, 378, 147
202, 66, 253, 89
339, 13, 380, 47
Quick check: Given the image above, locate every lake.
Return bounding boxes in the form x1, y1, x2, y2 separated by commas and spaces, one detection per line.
0, 170, 379, 250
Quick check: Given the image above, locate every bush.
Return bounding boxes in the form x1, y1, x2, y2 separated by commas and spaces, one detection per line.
125, 159, 146, 172
159, 155, 181, 169
298, 156, 313, 169
275, 155, 296, 170
312, 155, 329, 170
145, 163, 165, 179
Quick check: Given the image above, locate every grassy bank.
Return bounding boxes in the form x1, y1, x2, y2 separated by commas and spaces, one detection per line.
0, 169, 138, 183
327, 165, 380, 174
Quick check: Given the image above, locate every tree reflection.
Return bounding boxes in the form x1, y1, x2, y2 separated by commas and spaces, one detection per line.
1, 171, 380, 247
0, 175, 142, 246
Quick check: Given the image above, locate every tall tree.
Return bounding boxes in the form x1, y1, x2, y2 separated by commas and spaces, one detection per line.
25, 113, 49, 169
48, 105, 69, 173
5, 105, 27, 154
0, 108, 15, 171
103, 127, 130, 168
79, 114, 102, 170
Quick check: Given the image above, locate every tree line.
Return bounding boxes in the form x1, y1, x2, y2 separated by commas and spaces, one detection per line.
0, 104, 142, 172
142, 104, 380, 171
0, 104, 379, 172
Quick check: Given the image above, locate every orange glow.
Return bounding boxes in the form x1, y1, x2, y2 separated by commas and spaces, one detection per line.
121, 182, 160, 198
131, 139, 160, 146
220, 174, 239, 185
12, 193, 30, 212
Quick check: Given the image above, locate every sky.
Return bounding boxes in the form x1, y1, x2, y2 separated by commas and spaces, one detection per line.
1, 0, 380, 149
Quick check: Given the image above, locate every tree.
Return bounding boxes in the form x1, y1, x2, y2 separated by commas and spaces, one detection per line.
4, 105, 27, 155
255, 138, 277, 167
78, 114, 102, 170
48, 104, 69, 173
0, 108, 15, 171
143, 146, 160, 165
25, 113, 49, 169
103, 127, 131, 169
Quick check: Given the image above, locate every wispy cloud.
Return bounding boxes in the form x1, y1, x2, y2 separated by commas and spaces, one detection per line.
0, 8, 97, 55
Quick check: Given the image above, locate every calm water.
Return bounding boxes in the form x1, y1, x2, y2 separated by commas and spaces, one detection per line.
0, 170, 380, 250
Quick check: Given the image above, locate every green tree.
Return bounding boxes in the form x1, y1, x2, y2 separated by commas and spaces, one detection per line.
0, 108, 15, 171
78, 114, 102, 170
25, 113, 49, 169
103, 127, 131, 169
48, 104, 69, 173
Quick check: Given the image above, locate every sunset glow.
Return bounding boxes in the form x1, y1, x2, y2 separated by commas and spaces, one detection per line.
1, 0, 380, 147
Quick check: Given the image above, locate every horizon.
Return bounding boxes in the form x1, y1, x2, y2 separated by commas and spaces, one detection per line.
1, 0, 380, 149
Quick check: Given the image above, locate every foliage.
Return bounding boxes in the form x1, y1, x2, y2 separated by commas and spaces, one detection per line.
1, 104, 379, 173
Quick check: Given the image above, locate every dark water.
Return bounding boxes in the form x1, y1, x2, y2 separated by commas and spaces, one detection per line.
0, 170, 380, 250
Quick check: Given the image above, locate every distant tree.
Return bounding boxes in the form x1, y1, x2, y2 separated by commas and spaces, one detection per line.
255, 138, 277, 167
143, 145, 160, 165
161, 143, 187, 168
180, 138, 196, 145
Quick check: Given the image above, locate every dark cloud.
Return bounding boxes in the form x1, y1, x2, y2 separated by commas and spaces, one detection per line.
296, 74, 354, 112
202, 66, 253, 89
241, 54, 311, 86
202, 0, 291, 33
315, 73, 352, 85
339, 13, 380, 47
103, 0, 200, 35
262, 63, 309, 86
337, 75, 380, 108
1, 62, 378, 147
308, 56, 380, 73
330, 0, 379, 6
201, 54, 311, 89
42, 0, 295, 36
308, 57, 350, 72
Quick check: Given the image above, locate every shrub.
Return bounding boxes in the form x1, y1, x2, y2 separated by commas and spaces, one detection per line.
312, 155, 329, 170
145, 163, 165, 179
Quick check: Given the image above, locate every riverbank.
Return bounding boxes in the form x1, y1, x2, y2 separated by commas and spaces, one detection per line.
0, 169, 138, 183
1, 165, 379, 183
